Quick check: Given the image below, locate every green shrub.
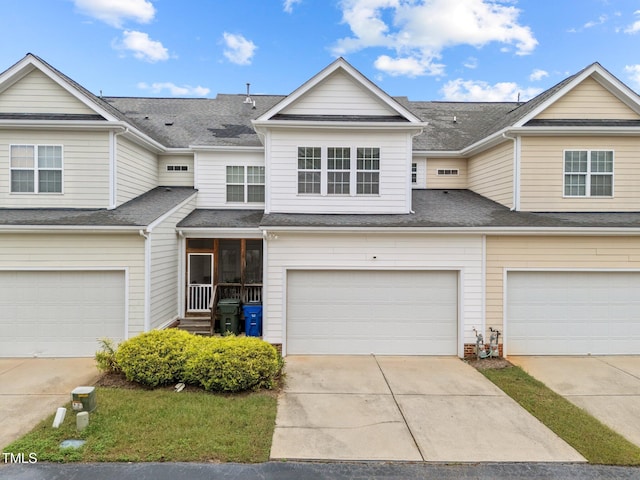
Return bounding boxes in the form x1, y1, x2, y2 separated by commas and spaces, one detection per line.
115, 329, 196, 387
186, 336, 283, 392
95, 338, 121, 373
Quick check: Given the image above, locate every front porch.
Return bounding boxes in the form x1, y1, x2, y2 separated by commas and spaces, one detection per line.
181, 237, 263, 335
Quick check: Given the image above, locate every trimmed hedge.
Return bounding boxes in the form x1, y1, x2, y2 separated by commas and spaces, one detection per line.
110, 329, 282, 392
186, 336, 283, 392
115, 329, 198, 387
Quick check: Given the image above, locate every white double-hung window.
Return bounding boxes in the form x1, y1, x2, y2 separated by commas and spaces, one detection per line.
10, 145, 63, 193
226, 165, 265, 203
297, 146, 380, 196
564, 150, 613, 197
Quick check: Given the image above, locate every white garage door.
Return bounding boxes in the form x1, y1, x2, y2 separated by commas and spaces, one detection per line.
507, 271, 640, 355
0, 271, 125, 357
286, 270, 458, 355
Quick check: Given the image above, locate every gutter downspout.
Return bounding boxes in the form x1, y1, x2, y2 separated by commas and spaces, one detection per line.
178, 230, 185, 318
139, 229, 151, 332
109, 127, 128, 210
502, 132, 520, 211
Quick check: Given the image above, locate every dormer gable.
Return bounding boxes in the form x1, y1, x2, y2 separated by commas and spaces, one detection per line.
0, 54, 118, 121
255, 57, 423, 125
534, 76, 640, 120
516, 63, 640, 126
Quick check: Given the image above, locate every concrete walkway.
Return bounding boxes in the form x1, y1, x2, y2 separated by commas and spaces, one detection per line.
271, 356, 585, 462
510, 356, 640, 448
0, 358, 100, 449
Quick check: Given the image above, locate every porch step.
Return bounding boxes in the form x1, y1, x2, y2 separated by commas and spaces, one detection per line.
178, 317, 213, 336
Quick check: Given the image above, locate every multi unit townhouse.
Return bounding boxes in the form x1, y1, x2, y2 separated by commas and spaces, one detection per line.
1, 53, 640, 358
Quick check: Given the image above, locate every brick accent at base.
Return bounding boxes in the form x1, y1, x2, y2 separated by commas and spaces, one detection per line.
464, 343, 503, 359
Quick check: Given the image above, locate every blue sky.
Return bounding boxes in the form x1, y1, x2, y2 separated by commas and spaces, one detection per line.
2, 0, 640, 102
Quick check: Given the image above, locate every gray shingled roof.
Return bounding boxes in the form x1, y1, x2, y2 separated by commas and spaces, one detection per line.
177, 209, 263, 229
177, 190, 640, 230
104, 95, 284, 148
0, 187, 196, 227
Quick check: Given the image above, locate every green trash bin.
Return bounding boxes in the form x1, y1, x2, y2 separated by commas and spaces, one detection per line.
217, 298, 241, 335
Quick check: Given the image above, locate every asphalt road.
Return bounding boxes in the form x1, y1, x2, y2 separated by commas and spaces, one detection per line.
1, 462, 639, 480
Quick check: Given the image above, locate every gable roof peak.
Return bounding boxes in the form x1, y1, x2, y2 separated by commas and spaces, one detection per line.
254, 56, 424, 124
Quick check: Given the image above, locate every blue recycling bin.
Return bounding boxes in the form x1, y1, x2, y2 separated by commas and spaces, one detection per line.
243, 303, 263, 337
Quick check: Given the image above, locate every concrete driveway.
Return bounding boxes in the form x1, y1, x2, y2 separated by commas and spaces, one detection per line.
270, 356, 584, 462
0, 358, 100, 449
510, 356, 640, 448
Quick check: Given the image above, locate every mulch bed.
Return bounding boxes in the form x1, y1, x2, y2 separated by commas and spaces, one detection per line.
465, 357, 513, 370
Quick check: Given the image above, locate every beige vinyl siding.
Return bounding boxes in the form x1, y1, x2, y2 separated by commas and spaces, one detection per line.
427, 158, 468, 189
264, 232, 483, 353
268, 129, 412, 214
149, 196, 196, 329
519, 136, 640, 211
467, 141, 513, 208
0, 129, 110, 208
281, 70, 397, 116
0, 233, 146, 337
0, 69, 97, 115
535, 77, 640, 120
195, 150, 264, 208
158, 155, 194, 187
117, 137, 158, 205
486, 235, 640, 338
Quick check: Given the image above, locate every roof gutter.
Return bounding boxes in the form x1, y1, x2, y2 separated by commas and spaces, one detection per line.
0, 225, 144, 233
251, 120, 428, 131
257, 225, 640, 236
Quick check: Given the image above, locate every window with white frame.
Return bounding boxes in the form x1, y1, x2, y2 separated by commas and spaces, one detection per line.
411, 162, 417, 184
327, 147, 350, 194
10, 145, 63, 193
297, 147, 321, 194
356, 147, 380, 195
564, 150, 613, 197
226, 165, 265, 203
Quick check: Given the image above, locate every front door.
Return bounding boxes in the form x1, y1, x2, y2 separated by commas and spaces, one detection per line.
187, 253, 213, 312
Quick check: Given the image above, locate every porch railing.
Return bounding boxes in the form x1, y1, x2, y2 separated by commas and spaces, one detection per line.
217, 284, 263, 303
188, 284, 213, 311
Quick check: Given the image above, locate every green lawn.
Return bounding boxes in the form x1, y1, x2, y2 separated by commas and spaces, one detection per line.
4, 387, 277, 463
482, 366, 640, 466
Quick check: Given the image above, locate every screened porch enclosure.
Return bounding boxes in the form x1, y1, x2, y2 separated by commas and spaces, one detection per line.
186, 238, 263, 312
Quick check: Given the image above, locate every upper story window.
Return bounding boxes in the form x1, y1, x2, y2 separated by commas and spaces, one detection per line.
226, 165, 265, 203
10, 145, 62, 194
297, 147, 321, 194
564, 150, 613, 197
166, 165, 189, 172
297, 146, 381, 196
356, 147, 380, 195
327, 147, 350, 195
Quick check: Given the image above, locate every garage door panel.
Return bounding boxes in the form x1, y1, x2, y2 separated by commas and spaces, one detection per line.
0, 271, 125, 357
507, 271, 640, 355
287, 270, 458, 355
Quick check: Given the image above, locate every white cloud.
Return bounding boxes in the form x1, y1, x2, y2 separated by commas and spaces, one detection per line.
117, 30, 169, 62
625, 64, 640, 89
222, 33, 257, 65
441, 78, 542, 102
138, 82, 210, 96
624, 10, 640, 34
374, 55, 444, 77
73, 0, 155, 28
529, 68, 549, 81
332, 0, 537, 77
464, 57, 478, 69
283, 0, 302, 13
584, 14, 608, 29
